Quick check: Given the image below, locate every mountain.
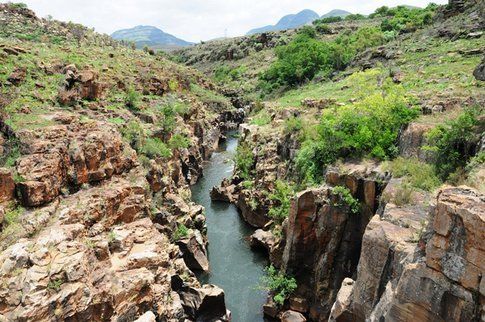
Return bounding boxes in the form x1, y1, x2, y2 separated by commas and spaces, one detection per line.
320, 9, 352, 18
111, 25, 193, 50
247, 9, 319, 35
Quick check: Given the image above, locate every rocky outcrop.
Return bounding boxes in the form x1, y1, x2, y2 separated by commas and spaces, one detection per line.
329, 186, 484, 322
474, 57, 485, 81
273, 163, 388, 320
177, 230, 210, 272
398, 122, 434, 161
0, 168, 15, 203
14, 115, 136, 207
171, 277, 230, 322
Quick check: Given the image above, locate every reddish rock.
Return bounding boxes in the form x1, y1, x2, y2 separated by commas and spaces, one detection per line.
0, 168, 15, 203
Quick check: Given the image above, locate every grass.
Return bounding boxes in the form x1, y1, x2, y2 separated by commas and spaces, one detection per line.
383, 157, 441, 192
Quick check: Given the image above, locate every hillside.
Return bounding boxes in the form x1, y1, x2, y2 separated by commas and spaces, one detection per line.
112, 25, 193, 51
247, 9, 319, 35
0, 3, 241, 321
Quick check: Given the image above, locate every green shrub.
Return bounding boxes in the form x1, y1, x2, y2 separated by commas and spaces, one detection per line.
214, 65, 247, 83
168, 134, 190, 150
268, 180, 294, 224
235, 143, 254, 180
172, 224, 189, 241
284, 116, 303, 135
384, 157, 441, 191
296, 89, 419, 183
260, 265, 297, 306
260, 26, 385, 89
125, 86, 140, 111
345, 14, 366, 21
141, 138, 171, 159
4, 204, 24, 226
313, 16, 343, 24
331, 186, 360, 214
121, 120, 145, 152
376, 5, 438, 33
424, 107, 483, 181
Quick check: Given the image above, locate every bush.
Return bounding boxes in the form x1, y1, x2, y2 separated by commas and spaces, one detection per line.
284, 116, 303, 135
172, 224, 189, 241
331, 186, 360, 214
141, 137, 171, 159
125, 86, 140, 111
424, 107, 484, 181
260, 26, 385, 89
345, 14, 366, 21
214, 65, 247, 83
268, 180, 294, 224
313, 16, 343, 24
260, 265, 297, 306
235, 143, 254, 180
168, 134, 190, 150
121, 120, 145, 152
296, 89, 419, 183
377, 5, 438, 33
384, 157, 441, 191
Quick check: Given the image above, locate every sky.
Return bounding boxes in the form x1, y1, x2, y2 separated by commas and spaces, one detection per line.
2, 0, 448, 42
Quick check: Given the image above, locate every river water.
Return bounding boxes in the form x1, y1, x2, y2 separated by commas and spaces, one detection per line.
191, 134, 268, 322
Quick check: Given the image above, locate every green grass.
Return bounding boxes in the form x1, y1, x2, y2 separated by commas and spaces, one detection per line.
383, 157, 441, 191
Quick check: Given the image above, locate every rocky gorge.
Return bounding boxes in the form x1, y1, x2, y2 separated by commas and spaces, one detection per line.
0, 1, 484, 322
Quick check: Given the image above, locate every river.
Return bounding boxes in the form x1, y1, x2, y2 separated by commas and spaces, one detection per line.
191, 133, 268, 322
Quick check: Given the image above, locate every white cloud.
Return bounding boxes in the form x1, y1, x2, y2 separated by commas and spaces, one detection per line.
2, 0, 448, 42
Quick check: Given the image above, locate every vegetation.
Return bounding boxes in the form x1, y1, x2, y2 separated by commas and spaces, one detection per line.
141, 137, 171, 159
372, 4, 438, 33
296, 88, 419, 184
235, 143, 254, 180
214, 65, 247, 83
384, 157, 441, 191
268, 180, 294, 224
172, 224, 189, 241
331, 186, 360, 214
168, 133, 190, 150
260, 265, 297, 306
250, 110, 271, 126
260, 26, 385, 90
125, 86, 140, 111
424, 107, 484, 182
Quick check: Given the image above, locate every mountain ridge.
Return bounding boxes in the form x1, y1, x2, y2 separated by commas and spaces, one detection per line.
247, 9, 319, 35
111, 25, 193, 50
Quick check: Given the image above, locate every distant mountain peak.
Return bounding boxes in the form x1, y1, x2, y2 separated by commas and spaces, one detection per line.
321, 9, 352, 18
111, 25, 193, 51
247, 9, 319, 35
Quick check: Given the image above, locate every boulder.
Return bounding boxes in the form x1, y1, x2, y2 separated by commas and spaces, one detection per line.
281, 310, 307, 322
473, 58, 485, 81
177, 230, 210, 272
0, 168, 15, 203
249, 229, 275, 252
237, 191, 270, 228
178, 284, 230, 321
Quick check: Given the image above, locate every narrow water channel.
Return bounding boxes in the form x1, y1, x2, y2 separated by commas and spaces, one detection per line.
191, 134, 268, 322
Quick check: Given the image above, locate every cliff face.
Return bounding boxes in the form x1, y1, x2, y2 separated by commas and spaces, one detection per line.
0, 3, 245, 321
330, 187, 484, 322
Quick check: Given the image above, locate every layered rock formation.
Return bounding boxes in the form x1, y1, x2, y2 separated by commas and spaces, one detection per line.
330, 186, 484, 321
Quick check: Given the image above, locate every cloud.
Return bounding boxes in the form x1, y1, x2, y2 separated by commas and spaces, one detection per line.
2, 0, 448, 42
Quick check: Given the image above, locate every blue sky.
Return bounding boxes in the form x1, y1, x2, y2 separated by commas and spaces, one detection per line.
3, 0, 448, 42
